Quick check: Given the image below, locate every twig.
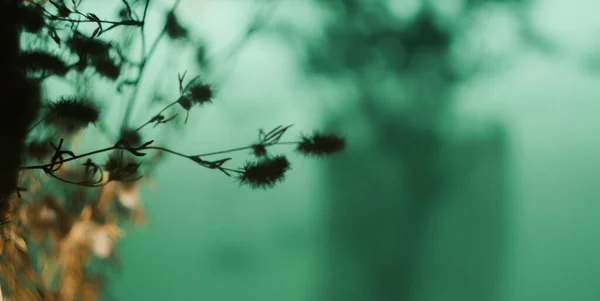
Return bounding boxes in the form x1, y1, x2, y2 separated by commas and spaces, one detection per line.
134, 99, 179, 131
20, 140, 299, 171
190, 141, 299, 157
120, 0, 183, 132
48, 16, 142, 26
133, 72, 202, 132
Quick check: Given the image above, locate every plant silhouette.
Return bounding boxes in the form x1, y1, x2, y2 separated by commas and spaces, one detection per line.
0, 0, 345, 300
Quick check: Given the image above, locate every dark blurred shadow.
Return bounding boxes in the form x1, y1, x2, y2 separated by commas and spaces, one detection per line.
266, 0, 538, 300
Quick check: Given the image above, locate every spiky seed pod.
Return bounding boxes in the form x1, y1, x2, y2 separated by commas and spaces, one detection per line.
66, 33, 111, 58
296, 132, 346, 157
20, 51, 70, 77
165, 11, 188, 40
44, 96, 100, 133
18, 4, 46, 33
177, 82, 214, 122
238, 155, 291, 189
186, 82, 213, 105
118, 129, 142, 147
90, 56, 120, 80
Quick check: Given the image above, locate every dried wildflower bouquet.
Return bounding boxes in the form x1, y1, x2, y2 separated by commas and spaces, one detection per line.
0, 0, 344, 300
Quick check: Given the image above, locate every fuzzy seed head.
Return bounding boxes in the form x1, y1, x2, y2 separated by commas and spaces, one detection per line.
91, 56, 121, 80
165, 11, 188, 40
67, 33, 111, 58
118, 129, 142, 147
187, 82, 213, 105
296, 132, 346, 157
20, 51, 70, 77
238, 155, 291, 189
44, 96, 100, 133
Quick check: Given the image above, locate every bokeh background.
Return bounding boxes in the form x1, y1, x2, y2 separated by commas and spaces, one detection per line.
57, 0, 600, 300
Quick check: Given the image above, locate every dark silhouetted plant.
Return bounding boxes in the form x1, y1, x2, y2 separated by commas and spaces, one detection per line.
0, 0, 345, 300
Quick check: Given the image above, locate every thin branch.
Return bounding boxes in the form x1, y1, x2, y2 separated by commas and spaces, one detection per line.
191, 141, 299, 157
48, 16, 142, 26
22, 145, 117, 170
134, 100, 179, 131
134, 72, 203, 132
140, 0, 150, 67
120, 0, 183, 133
20, 140, 299, 171
45, 171, 105, 187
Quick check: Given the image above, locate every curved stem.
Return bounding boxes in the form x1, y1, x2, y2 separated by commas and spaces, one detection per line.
21, 145, 119, 170
20, 141, 299, 171
46, 172, 105, 187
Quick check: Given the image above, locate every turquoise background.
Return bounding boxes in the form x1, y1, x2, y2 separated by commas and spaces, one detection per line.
40, 0, 600, 300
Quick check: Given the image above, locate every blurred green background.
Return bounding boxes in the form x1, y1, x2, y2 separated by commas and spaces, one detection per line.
62, 0, 600, 300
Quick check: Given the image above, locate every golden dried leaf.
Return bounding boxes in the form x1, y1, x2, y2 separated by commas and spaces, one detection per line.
13, 236, 27, 252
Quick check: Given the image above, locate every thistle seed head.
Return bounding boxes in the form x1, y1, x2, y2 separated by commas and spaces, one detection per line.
118, 129, 143, 148
165, 11, 188, 40
237, 155, 291, 189
187, 82, 214, 105
91, 56, 121, 80
296, 132, 345, 157
44, 96, 100, 133
67, 33, 111, 58
20, 51, 70, 77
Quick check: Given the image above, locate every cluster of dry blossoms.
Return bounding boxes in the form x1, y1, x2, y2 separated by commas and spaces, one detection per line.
2, 156, 148, 301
